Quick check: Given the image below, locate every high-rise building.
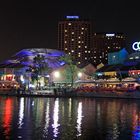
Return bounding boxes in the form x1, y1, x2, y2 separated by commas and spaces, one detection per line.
92, 33, 126, 66
58, 16, 92, 66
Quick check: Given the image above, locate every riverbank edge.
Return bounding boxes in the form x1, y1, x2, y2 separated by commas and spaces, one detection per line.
0, 90, 140, 99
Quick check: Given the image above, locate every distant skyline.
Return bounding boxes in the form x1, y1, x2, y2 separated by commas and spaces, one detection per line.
0, 0, 140, 61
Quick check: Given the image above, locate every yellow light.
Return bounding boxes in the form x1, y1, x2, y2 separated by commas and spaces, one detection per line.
54, 71, 60, 78
78, 72, 82, 78
78, 62, 81, 64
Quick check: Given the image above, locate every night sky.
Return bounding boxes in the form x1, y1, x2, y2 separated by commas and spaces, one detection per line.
0, 0, 140, 61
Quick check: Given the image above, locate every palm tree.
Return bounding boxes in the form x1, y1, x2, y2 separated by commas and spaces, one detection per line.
32, 54, 51, 89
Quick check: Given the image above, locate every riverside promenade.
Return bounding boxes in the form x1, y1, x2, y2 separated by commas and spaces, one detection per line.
0, 88, 140, 99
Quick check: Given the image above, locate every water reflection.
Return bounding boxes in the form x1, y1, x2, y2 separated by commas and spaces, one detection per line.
52, 98, 60, 138
76, 102, 83, 137
2, 98, 13, 140
18, 98, 24, 129
0, 97, 140, 139
132, 110, 140, 140
43, 100, 50, 138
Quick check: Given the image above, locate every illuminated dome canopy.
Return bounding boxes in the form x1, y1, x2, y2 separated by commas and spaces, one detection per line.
0, 48, 65, 69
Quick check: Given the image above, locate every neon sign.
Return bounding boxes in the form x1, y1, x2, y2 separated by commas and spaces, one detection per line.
106, 34, 115, 37
132, 42, 140, 51
66, 16, 79, 19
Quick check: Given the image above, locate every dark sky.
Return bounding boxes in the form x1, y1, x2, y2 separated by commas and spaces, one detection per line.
0, 0, 140, 61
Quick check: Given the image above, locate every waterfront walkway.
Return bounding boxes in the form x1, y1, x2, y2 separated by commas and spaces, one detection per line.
0, 88, 140, 99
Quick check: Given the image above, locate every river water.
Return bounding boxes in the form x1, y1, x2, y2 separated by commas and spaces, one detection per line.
0, 96, 140, 140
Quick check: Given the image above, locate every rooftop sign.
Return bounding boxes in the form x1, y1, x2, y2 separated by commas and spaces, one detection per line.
66, 16, 79, 19
132, 42, 140, 51
106, 34, 115, 37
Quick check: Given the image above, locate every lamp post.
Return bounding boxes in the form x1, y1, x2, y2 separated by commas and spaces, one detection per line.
53, 71, 60, 87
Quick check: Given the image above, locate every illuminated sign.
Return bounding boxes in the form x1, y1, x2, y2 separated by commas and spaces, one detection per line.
66, 16, 79, 19
132, 42, 140, 51
106, 34, 115, 37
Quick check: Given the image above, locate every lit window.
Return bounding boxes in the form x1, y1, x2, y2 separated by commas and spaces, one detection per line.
71, 50, 74, 53
64, 41, 67, 43
94, 56, 96, 58
129, 57, 133, 60
88, 51, 90, 53
68, 23, 71, 25
85, 57, 87, 60
113, 55, 116, 58
135, 56, 139, 59
81, 32, 83, 34
78, 36, 81, 39
71, 39, 74, 41
108, 46, 110, 49
78, 41, 81, 43
78, 54, 81, 57
71, 32, 74, 34
78, 52, 81, 55
100, 56, 102, 58
68, 52, 71, 55
65, 48, 68, 50
81, 27, 84, 30
65, 30, 67, 32
85, 51, 87, 53
78, 46, 81, 48
85, 46, 87, 48
78, 62, 81, 64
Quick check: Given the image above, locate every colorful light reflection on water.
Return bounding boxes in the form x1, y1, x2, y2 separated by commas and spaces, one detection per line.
0, 97, 140, 139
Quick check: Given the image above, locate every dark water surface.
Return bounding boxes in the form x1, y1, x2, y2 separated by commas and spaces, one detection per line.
0, 96, 140, 140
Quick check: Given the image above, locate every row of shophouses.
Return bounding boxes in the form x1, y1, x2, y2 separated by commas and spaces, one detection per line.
0, 48, 140, 89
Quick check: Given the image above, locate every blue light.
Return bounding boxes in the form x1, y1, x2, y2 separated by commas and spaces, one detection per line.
133, 126, 140, 140
60, 61, 65, 66
66, 16, 79, 19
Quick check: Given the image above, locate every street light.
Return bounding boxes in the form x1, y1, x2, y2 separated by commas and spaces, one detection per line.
77, 72, 82, 78
54, 71, 60, 78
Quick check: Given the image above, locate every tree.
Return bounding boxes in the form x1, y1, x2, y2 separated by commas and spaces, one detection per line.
60, 54, 78, 87
31, 54, 51, 89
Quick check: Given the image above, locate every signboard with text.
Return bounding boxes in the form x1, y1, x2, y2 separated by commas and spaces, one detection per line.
132, 42, 140, 51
